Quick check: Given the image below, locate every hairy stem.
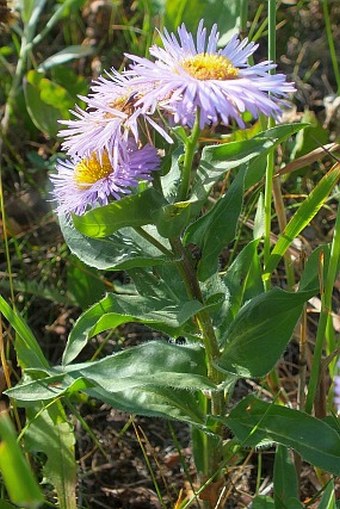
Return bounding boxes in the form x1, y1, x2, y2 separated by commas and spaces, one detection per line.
170, 237, 224, 490
170, 238, 221, 376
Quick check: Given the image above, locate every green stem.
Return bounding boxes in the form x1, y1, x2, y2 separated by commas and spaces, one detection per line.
248, 3, 264, 41
305, 202, 340, 414
25, 0, 76, 54
133, 227, 174, 257
263, 0, 277, 291
240, 0, 248, 34
177, 112, 201, 201
170, 238, 220, 375
170, 237, 224, 487
134, 226, 224, 396
322, 0, 340, 94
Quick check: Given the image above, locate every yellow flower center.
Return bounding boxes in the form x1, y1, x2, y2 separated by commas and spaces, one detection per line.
181, 54, 239, 80
74, 152, 113, 188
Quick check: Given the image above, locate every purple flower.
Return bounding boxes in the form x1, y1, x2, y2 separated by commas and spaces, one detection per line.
126, 20, 295, 129
51, 141, 160, 215
334, 364, 340, 413
59, 70, 171, 166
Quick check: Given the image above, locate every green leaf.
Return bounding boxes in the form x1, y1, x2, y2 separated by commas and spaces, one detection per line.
65, 342, 213, 392
223, 239, 263, 319
0, 413, 44, 508
20, 0, 46, 27
253, 192, 265, 239
217, 288, 315, 377
130, 265, 188, 303
193, 124, 307, 197
88, 385, 206, 426
265, 164, 340, 277
185, 167, 245, 281
322, 415, 340, 436
200, 273, 230, 330
164, 0, 240, 40
251, 496, 275, 509
291, 110, 329, 163
51, 67, 88, 103
67, 256, 106, 309
24, 79, 60, 136
0, 278, 75, 306
0, 501, 18, 509
25, 404, 77, 509
60, 215, 169, 271
0, 294, 48, 369
73, 188, 166, 238
38, 45, 94, 71
7, 343, 214, 426
274, 445, 300, 509
160, 146, 184, 202
62, 293, 203, 364
24, 70, 75, 135
155, 200, 199, 238
29, 74, 74, 112
318, 480, 336, 509
299, 244, 330, 292
225, 395, 340, 475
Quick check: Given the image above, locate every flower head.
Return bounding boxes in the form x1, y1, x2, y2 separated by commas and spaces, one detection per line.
59, 70, 171, 166
51, 140, 159, 215
126, 20, 295, 128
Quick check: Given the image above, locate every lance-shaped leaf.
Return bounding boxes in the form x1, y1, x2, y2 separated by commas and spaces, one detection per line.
25, 404, 77, 509
62, 292, 203, 364
273, 445, 300, 509
0, 294, 48, 369
216, 239, 263, 340
224, 395, 340, 476
63, 342, 213, 393
0, 413, 44, 508
185, 167, 244, 281
87, 385, 206, 427
61, 215, 169, 271
7, 343, 215, 426
24, 77, 60, 137
73, 188, 166, 238
223, 239, 263, 317
8, 381, 208, 428
318, 480, 336, 509
264, 163, 340, 277
193, 123, 307, 197
217, 287, 315, 377
38, 45, 94, 71
0, 304, 76, 508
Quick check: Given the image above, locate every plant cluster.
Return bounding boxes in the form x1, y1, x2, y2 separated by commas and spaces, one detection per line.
0, 2, 339, 508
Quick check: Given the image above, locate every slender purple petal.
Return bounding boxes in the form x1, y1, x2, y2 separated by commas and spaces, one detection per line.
125, 20, 295, 129
50, 141, 160, 216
